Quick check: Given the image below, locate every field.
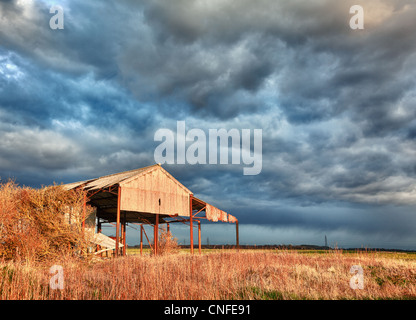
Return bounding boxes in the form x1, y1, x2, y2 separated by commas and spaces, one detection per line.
1, 248, 416, 300
2, 180, 415, 300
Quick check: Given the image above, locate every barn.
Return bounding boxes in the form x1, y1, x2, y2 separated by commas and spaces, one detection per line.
63, 164, 238, 256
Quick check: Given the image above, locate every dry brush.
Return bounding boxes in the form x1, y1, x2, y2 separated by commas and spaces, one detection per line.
0, 180, 93, 262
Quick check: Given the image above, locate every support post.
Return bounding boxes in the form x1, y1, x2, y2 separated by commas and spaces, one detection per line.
154, 214, 159, 255
122, 213, 127, 256
96, 218, 102, 256
115, 186, 121, 257
236, 220, 240, 251
198, 220, 201, 254
121, 218, 124, 254
140, 224, 143, 256
190, 195, 194, 254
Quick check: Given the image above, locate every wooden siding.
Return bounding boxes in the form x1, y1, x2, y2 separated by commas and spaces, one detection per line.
120, 166, 191, 217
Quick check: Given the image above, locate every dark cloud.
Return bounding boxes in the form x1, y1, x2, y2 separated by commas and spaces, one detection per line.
1, 0, 416, 248
233, 202, 416, 238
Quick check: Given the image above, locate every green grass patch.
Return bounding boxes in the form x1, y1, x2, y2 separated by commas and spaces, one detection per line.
237, 286, 303, 300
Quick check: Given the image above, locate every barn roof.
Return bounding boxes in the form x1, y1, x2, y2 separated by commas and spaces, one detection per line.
62, 166, 150, 191
63, 164, 191, 193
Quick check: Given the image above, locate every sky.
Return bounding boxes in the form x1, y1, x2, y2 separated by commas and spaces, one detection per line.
1, 0, 416, 249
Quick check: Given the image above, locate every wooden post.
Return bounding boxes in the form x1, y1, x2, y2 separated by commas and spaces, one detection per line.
189, 195, 194, 254
140, 224, 143, 256
115, 186, 121, 257
198, 220, 201, 254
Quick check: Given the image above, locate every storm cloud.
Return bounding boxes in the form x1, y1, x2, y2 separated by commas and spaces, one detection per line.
1, 0, 416, 248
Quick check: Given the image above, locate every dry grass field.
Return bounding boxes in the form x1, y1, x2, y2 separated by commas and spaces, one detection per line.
1, 180, 415, 300
1, 249, 416, 300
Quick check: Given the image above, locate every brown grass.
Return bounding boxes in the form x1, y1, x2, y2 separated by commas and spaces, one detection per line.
1, 250, 415, 300
0, 180, 93, 262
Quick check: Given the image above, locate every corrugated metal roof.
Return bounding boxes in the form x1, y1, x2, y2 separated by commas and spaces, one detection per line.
86, 166, 154, 190
63, 164, 159, 191
193, 196, 238, 223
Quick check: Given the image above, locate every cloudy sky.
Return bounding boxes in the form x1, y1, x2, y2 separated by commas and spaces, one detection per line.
1, 0, 416, 249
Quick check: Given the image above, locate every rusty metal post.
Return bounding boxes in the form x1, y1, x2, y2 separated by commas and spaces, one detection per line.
140, 224, 143, 256
189, 195, 194, 254
236, 220, 239, 251
122, 213, 127, 256
198, 220, 201, 254
167, 222, 170, 233
115, 186, 121, 257
154, 214, 159, 255
121, 218, 124, 253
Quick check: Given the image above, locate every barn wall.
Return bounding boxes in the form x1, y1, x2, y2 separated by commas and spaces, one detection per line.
120, 167, 191, 216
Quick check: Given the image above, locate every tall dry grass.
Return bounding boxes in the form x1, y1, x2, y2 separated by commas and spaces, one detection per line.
1, 250, 415, 300
0, 180, 93, 262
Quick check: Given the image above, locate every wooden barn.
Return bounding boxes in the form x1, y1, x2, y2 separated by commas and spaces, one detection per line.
63, 164, 238, 256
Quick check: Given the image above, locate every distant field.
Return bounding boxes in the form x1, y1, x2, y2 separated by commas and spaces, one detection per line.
127, 247, 416, 261
1, 249, 416, 300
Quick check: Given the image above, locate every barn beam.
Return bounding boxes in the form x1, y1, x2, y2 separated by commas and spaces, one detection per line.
140, 224, 143, 256
115, 186, 121, 257
154, 213, 159, 255
190, 195, 194, 254
193, 206, 206, 217
198, 220, 201, 254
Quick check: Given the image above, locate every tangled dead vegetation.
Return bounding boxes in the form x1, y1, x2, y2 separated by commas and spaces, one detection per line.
0, 180, 93, 262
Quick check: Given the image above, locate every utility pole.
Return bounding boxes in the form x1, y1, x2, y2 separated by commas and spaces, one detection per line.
325, 235, 328, 247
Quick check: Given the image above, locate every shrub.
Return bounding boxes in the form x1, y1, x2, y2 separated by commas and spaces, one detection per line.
153, 228, 179, 255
